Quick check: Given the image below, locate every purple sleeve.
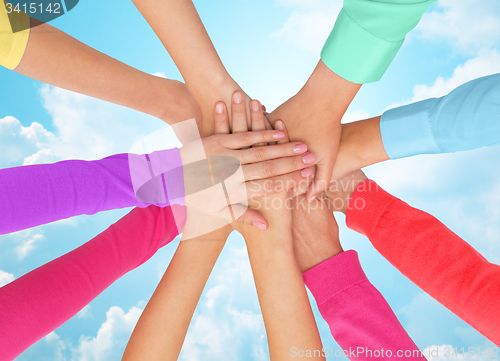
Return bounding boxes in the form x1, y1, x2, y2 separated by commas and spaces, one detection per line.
303, 250, 425, 360
0, 148, 184, 235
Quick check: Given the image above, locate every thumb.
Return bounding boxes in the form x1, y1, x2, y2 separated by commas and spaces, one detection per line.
232, 205, 269, 231
306, 161, 333, 202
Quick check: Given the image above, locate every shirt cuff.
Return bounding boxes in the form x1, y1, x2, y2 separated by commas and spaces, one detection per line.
129, 148, 185, 207
321, 9, 404, 84
0, 1, 30, 70
381, 98, 442, 159
345, 180, 397, 238
303, 250, 368, 306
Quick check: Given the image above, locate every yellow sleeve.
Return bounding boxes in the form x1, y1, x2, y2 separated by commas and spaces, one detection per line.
0, 1, 30, 70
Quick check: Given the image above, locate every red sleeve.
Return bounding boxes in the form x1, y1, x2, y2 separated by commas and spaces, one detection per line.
346, 180, 500, 345
0, 205, 185, 360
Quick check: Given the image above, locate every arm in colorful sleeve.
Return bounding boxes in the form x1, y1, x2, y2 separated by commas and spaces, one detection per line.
321, 0, 436, 83
303, 250, 425, 360
346, 180, 500, 345
0, 1, 30, 70
380, 73, 500, 159
0, 204, 184, 360
0, 148, 184, 235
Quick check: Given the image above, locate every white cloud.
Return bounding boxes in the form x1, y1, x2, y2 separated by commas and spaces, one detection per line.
387, 48, 500, 109
0, 269, 15, 287
15, 232, 45, 260
152, 72, 166, 78
70, 306, 142, 361
0, 116, 58, 168
271, 0, 341, 53
415, 0, 500, 54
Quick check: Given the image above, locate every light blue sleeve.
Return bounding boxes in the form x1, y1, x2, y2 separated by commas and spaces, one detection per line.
380, 73, 500, 159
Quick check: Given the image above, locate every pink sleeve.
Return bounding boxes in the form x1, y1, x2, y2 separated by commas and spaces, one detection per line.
303, 250, 425, 360
0, 204, 186, 361
346, 180, 500, 345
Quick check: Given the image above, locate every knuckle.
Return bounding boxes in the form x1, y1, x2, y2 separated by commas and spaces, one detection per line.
263, 162, 278, 178
254, 148, 267, 162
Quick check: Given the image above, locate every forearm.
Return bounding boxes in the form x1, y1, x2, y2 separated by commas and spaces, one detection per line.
304, 251, 424, 360
0, 205, 181, 360
332, 116, 388, 181
14, 20, 199, 125
334, 73, 500, 180
0, 148, 183, 235
131, 1, 230, 99
238, 202, 324, 360
346, 180, 500, 344
122, 226, 231, 361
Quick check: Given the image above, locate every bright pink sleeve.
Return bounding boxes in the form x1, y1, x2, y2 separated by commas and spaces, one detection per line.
303, 250, 425, 360
346, 180, 500, 345
0, 204, 186, 361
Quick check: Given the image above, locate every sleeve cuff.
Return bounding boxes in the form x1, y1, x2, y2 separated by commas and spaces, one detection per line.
0, 1, 30, 70
129, 148, 185, 207
345, 180, 397, 238
302, 250, 368, 305
321, 9, 404, 84
380, 98, 442, 159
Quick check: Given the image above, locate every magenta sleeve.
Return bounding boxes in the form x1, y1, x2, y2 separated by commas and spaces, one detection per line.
0, 204, 185, 360
303, 250, 425, 360
0, 148, 184, 235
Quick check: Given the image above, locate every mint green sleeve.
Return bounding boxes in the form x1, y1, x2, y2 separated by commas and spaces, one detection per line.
321, 0, 436, 84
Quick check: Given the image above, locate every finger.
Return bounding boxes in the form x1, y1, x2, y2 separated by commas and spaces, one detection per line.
246, 168, 313, 199
220, 130, 285, 149
291, 174, 313, 198
214, 102, 230, 134
274, 120, 290, 144
231, 91, 248, 133
306, 162, 334, 202
250, 100, 267, 147
233, 206, 268, 231
242, 152, 316, 181
236, 142, 308, 164
262, 104, 267, 112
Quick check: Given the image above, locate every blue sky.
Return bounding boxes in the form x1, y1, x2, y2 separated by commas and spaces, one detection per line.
1, 0, 500, 360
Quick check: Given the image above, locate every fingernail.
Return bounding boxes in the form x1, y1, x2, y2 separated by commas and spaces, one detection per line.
293, 143, 307, 154
234, 92, 243, 104
288, 190, 293, 199
253, 221, 267, 230
215, 103, 224, 114
273, 131, 285, 139
275, 121, 284, 131
251, 101, 260, 112
302, 153, 315, 164
308, 195, 317, 203
301, 168, 313, 177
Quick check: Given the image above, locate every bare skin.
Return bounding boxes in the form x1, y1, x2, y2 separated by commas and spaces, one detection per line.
15, 20, 200, 127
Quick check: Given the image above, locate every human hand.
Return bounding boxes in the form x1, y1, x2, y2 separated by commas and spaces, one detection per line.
179, 112, 315, 213
291, 195, 343, 273
324, 170, 368, 215
267, 60, 361, 201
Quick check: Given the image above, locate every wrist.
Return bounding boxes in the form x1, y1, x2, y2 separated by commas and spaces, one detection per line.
300, 60, 361, 115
